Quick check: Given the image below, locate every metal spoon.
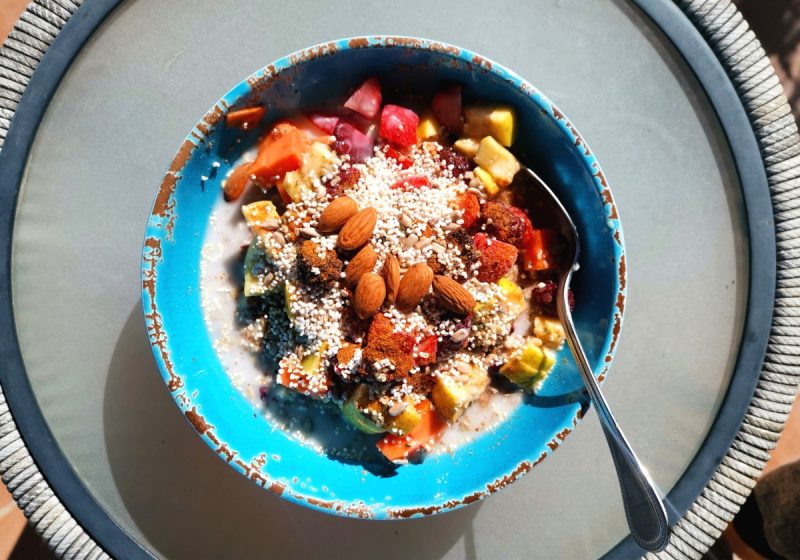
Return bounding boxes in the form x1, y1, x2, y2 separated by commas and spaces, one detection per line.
516, 168, 669, 552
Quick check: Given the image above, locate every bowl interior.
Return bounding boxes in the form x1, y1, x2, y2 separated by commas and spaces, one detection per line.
143, 38, 624, 518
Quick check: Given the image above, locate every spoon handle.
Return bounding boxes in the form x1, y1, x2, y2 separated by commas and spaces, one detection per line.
558, 281, 669, 552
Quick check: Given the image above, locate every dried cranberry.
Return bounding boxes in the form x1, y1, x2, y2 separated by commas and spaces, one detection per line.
439, 147, 471, 177
531, 280, 575, 313
438, 315, 473, 358
326, 167, 362, 197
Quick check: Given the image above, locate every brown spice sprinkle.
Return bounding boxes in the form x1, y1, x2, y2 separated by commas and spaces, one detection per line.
426, 255, 445, 275
336, 343, 358, 366
296, 240, 342, 286
362, 314, 414, 381
446, 229, 480, 276
482, 200, 525, 245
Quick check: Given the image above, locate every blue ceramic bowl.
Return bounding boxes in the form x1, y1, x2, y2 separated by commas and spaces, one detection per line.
142, 36, 626, 519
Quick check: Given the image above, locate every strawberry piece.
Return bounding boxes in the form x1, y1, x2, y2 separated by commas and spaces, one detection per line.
380, 104, 419, 148
383, 146, 413, 169
344, 77, 382, 119
390, 175, 429, 190
308, 113, 339, 134
458, 193, 480, 229
473, 233, 519, 283
333, 122, 374, 162
414, 334, 438, 366
432, 85, 463, 134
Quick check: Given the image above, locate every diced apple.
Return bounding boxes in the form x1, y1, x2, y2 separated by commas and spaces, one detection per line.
241, 200, 279, 234
499, 340, 556, 390
474, 136, 521, 188
474, 166, 499, 197
464, 105, 516, 147
243, 239, 269, 297
306, 141, 335, 176
385, 399, 423, 435
431, 362, 490, 421
533, 316, 566, 349
454, 137, 480, 158
416, 113, 440, 140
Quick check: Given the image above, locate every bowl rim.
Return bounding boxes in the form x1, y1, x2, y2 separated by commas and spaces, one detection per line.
141, 34, 627, 519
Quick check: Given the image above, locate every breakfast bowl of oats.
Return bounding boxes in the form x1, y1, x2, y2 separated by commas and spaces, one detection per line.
142, 36, 625, 518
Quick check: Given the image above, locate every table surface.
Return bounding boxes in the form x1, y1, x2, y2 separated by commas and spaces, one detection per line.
5, 0, 757, 558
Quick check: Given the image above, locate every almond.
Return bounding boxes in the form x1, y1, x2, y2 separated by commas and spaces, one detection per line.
318, 196, 358, 233
337, 207, 377, 250
383, 254, 400, 305
395, 263, 433, 312
353, 273, 386, 319
433, 275, 476, 315
345, 244, 377, 287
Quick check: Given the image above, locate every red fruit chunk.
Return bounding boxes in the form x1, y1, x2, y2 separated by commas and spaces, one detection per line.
473, 233, 519, 283
482, 200, 526, 245
380, 104, 419, 148
383, 146, 413, 169
531, 280, 575, 313
414, 334, 438, 366
522, 229, 558, 271
508, 206, 534, 247
458, 193, 480, 229
333, 122, 374, 162
344, 77, 382, 119
432, 85, 463, 134
308, 113, 339, 134
390, 175, 429, 191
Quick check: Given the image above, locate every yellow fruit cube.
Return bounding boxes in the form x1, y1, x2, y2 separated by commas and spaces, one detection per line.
417, 113, 440, 140
454, 137, 480, 158
278, 171, 304, 202
499, 341, 556, 390
474, 166, 499, 196
241, 200, 279, 234
431, 363, 490, 421
385, 400, 422, 435
464, 105, 516, 147
474, 136, 521, 188
533, 316, 566, 349
498, 277, 524, 310
306, 141, 335, 177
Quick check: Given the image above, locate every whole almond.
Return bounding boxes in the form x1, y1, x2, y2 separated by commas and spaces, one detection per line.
433, 275, 476, 315
395, 263, 433, 312
353, 273, 386, 319
337, 207, 377, 250
345, 244, 377, 287
318, 196, 358, 233
383, 254, 400, 305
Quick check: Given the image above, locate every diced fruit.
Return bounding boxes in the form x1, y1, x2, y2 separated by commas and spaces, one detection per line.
344, 77, 382, 119
390, 175, 429, 191
377, 399, 446, 462
533, 316, 566, 349
385, 399, 423, 435
277, 171, 304, 202
508, 207, 534, 248
498, 277, 524, 308
432, 85, 463, 134
499, 340, 555, 390
223, 162, 253, 201
243, 239, 271, 297
341, 385, 386, 434
241, 200, 279, 234
278, 350, 331, 400
380, 105, 419, 148
416, 112, 440, 140
226, 106, 265, 129
333, 122, 374, 162
474, 167, 498, 196
464, 105, 516, 147
383, 146, 412, 169
308, 113, 339, 134
482, 200, 526, 245
431, 362, 490, 421
251, 127, 309, 183
474, 136, 521, 188
531, 280, 575, 313
457, 193, 480, 229
307, 141, 336, 177
473, 233, 519, 283
414, 334, 438, 366
454, 137, 480, 158
521, 229, 558, 271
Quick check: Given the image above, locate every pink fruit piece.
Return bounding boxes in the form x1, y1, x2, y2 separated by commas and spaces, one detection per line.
308, 113, 339, 134
344, 77, 382, 119
333, 122, 375, 163
390, 175, 429, 191
432, 85, 463, 134
380, 104, 419, 148
531, 280, 575, 313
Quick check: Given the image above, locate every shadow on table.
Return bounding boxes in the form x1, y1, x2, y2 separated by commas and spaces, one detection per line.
103, 303, 481, 560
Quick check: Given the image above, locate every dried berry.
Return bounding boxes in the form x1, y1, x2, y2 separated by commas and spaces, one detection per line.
439, 147, 471, 177
531, 280, 575, 314
482, 200, 526, 245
